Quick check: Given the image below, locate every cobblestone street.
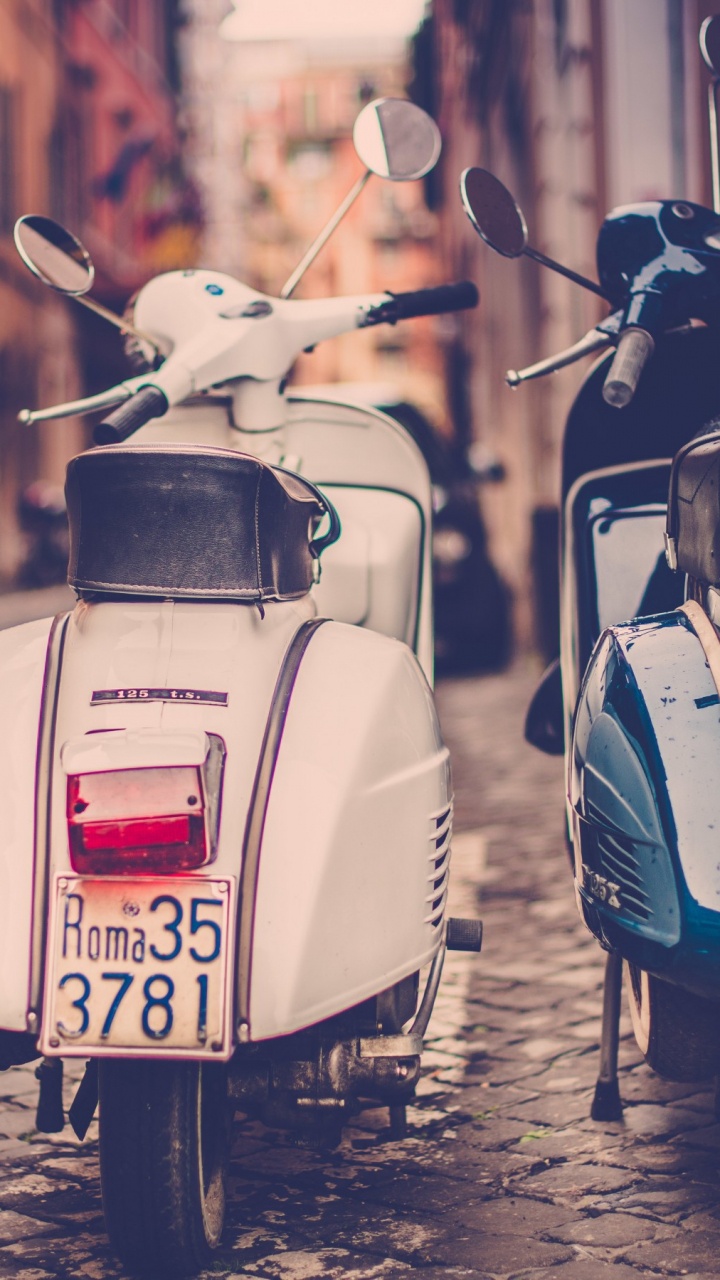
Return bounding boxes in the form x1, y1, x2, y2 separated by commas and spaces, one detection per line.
2, 662, 720, 1278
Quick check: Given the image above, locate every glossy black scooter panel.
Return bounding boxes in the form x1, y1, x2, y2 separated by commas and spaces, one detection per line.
563, 327, 720, 504
527, 326, 720, 758
528, 461, 679, 757
572, 609, 720, 995
597, 200, 720, 330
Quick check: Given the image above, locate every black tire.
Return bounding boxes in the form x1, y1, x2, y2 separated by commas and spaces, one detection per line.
627, 964, 720, 1082
98, 1059, 230, 1277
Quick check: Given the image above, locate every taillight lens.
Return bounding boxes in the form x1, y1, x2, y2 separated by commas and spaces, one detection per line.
67, 767, 208, 874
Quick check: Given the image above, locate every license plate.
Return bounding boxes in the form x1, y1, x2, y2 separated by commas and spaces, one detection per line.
41, 876, 235, 1059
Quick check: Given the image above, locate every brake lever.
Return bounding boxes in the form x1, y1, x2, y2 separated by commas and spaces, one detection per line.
504, 325, 609, 384
18, 377, 148, 426
505, 312, 706, 389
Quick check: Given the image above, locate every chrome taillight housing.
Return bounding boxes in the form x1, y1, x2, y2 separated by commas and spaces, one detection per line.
62, 731, 225, 875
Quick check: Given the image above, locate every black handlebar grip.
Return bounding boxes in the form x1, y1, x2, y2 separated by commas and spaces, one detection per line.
362, 281, 479, 327
94, 385, 169, 445
602, 328, 655, 409
391, 281, 479, 319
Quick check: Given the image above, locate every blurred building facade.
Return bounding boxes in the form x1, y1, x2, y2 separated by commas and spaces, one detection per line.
0, 0, 191, 583
180, 6, 447, 420
425, 0, 720, 653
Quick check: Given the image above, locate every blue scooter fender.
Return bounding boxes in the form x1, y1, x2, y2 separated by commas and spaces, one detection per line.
571, 607, 720, 995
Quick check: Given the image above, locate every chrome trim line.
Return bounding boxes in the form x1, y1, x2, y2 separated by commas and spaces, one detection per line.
410, 928, 446, 1039
236, 618, 328, 1036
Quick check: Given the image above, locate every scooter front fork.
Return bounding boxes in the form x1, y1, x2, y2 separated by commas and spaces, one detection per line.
591, 949, 624, 1122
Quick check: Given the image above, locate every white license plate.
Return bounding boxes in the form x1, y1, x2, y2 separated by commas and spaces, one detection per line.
41, 876, 235, 1059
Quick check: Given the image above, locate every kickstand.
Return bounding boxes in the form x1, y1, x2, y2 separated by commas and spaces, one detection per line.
590, 950, 624, 1122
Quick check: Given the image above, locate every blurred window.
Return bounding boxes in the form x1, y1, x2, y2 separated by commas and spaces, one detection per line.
287, 143, 332, 182
0, 85, 17, 233
303, 87, 318, 133
49, 109, 86, 229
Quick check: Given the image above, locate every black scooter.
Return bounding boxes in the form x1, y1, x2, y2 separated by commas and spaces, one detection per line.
460, 15, 720, 1122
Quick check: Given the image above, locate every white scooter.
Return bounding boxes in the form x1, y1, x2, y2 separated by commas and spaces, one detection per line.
5, 99, 482, 1277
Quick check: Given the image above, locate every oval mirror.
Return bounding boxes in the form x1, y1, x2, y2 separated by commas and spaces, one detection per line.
701, 15, 720, 77
14, 215, 95, 295
353, 98, 441, 181
459, 167, 528, 258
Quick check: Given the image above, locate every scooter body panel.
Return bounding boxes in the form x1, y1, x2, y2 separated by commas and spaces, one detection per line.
31, 596, 314, 1055
20, 391, 444, 1055
137, 398, 435, 678
561, 458, 679, 738
559, 324, 720, 730
249, 619, 450, 1040
571, 608, 720, 994
35, 596, 449, 1051
312, 486, 421, 647
0, 617, 56, 1029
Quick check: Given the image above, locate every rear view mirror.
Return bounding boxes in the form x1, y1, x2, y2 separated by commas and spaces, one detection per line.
459, 168, 527, 258
460, 166, 609, 299
14, 213, 162, 357
701, 15, 720, 77
14, 215, 95, 295
353, 99, 441, 182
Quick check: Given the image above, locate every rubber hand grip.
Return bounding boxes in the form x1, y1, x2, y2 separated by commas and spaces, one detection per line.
363, 281, 479, 326
94, 385, 169, 445
390, 281, 479, 319
602, 328, 655, 408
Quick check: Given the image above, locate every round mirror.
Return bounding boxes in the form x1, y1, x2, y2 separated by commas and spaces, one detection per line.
701, 15, 720, 77
353, 98, 441, 181
14, 215, 95, 295
459, 167, 528, 258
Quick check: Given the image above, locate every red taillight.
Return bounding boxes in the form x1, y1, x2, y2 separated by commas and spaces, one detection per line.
67, 768, 208, 874
79, 814, 192, 851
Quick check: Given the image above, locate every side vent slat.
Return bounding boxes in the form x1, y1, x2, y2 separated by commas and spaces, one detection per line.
425, 801, 453, 928
595, 830, 653, 922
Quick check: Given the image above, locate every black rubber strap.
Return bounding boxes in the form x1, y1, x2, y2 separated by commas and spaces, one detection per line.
273, 466, 342, 557
94, 386, 169, 445
361, 281, 479, 327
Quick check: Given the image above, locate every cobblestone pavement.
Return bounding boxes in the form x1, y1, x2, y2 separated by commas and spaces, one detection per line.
2, 662, 720, 1278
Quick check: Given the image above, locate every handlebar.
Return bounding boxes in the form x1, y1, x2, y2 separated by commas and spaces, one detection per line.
602, 327, 655, 408
361, 281, 479, 327
94, 386, 169, 445
23, 277, 479, 442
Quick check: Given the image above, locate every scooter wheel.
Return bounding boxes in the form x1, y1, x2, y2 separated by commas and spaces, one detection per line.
98, 1059, 230, 1277
627, 964, 720, 1082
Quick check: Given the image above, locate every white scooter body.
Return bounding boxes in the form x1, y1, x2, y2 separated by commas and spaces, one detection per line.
7, 101, 483, 1278
0, 396, 450, 1056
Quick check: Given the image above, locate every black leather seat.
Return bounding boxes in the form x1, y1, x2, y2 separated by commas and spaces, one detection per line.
65, 444, 339, 602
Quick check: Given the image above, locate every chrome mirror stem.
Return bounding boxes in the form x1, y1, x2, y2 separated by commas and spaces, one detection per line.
279, 171, 371, 300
